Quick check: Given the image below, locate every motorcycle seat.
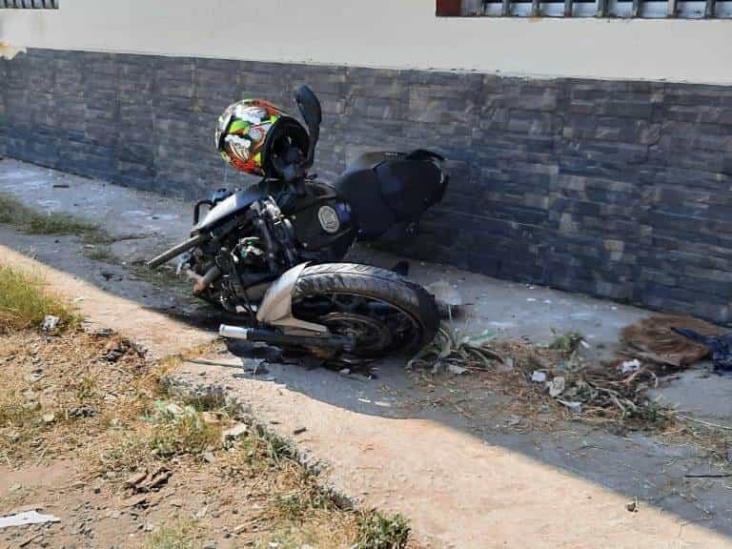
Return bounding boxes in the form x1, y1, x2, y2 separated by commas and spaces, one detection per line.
331, 150, 446, 240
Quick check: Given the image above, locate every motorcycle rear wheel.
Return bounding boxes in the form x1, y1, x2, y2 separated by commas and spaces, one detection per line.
291, 263, 439, 358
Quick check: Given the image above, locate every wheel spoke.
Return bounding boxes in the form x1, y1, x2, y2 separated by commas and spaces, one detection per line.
292, 292, 421, 357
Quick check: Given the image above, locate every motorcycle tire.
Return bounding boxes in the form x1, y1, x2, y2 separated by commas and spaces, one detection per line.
291, 263, 439, 358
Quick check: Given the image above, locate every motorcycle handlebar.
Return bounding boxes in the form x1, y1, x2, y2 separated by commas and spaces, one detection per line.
146, 234, 206, 269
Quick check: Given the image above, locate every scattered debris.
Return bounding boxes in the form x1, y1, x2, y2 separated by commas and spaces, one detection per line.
293, 427, 307, 435
0, 511, 61, 529
626, 498, 639, 513
447, 364, 467, 375
621, 314, 721, 368
620, 359, 641, 374
409, 322, 671, 427
41, 315, 60, 332
531, 371, 547, 383
125, 467, 172, 493
547, 376, 566, 397
558, 400, 582, 414
548, 331, 585, 354
102, 337, 145, 363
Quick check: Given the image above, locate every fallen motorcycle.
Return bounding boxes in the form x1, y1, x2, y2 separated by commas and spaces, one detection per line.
147, 85, 448, 359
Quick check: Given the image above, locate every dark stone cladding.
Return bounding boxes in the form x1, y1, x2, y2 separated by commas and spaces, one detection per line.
1, 48, 731, 323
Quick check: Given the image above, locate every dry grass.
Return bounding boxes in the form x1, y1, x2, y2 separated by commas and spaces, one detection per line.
0, 326, 413, 548
0, 193, 102, 238
0, 264, 78, 332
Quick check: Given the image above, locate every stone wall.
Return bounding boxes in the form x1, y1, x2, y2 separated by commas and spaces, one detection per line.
1, 49, 731, 323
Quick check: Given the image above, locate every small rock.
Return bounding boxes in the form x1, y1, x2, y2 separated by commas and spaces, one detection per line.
202, 451, 216, 464
222, 424, 249, 443
202, 411, 221, 425
41, 315, 60, 332
68, 405, 97, 418
125, 471, 148, 488
339, 368, 351, 376
164, 403, 183, 417
293, 427, 307, 435
41, 413, 56, 424
203, 542, 217, 549
626, 499, 639, 513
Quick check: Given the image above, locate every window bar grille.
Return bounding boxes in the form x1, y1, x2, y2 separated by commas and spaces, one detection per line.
1, 0, 58, 7
477, 0, 729, 18
501, 0, 511, 16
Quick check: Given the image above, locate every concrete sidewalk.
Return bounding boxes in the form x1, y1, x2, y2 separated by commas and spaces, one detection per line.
2, 157, 732, 547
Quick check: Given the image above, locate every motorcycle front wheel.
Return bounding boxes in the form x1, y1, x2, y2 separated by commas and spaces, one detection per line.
291, 263, 439, 358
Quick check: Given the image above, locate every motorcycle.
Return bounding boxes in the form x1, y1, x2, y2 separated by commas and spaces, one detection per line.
147, 85, 448, 360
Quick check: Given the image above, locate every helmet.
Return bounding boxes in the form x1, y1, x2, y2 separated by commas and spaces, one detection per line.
215, 98, 310, 178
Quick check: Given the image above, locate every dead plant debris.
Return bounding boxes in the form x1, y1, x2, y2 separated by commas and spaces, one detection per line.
409, 322, 673, 429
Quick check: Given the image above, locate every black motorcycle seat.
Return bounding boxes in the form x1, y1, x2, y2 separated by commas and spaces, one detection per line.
331, 150, 446, 240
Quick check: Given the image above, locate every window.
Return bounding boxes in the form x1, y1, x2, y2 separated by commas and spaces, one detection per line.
438, 0, 732, 17
0, 0, 58, 8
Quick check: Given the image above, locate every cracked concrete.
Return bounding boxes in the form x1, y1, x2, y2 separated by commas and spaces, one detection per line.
2, 158, 732, 547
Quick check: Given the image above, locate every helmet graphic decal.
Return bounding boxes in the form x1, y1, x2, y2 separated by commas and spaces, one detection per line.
215, 98, 285, 176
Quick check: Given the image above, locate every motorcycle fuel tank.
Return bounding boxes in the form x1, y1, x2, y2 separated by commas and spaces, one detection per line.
280, 180, 357, 260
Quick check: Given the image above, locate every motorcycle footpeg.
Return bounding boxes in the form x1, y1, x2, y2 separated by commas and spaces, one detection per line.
219, 324, 350, 349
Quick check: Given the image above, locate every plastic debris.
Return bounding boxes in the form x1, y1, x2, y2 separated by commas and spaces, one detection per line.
548, 376, 566, 397
558, 400, 582, 414
41, 315, 60, 332
0, 510, 60, 529
531, 371, 547, 383
462, 329, 496, 347
620, 359, 642, 374
447, 364, 468, 375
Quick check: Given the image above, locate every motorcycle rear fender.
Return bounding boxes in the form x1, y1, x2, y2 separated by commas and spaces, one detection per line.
256, 262, 328, 335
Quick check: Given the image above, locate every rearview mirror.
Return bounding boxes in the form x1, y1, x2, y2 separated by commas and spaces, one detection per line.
295, 85, 321, 168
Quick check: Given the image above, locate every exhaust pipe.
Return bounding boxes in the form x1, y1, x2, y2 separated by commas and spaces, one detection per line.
219, 324, 350, 349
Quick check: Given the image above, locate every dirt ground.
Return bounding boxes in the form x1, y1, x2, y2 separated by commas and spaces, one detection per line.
0, 328, 411, 549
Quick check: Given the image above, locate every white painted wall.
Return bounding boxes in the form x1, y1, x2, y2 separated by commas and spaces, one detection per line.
0, 0, 730, 84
